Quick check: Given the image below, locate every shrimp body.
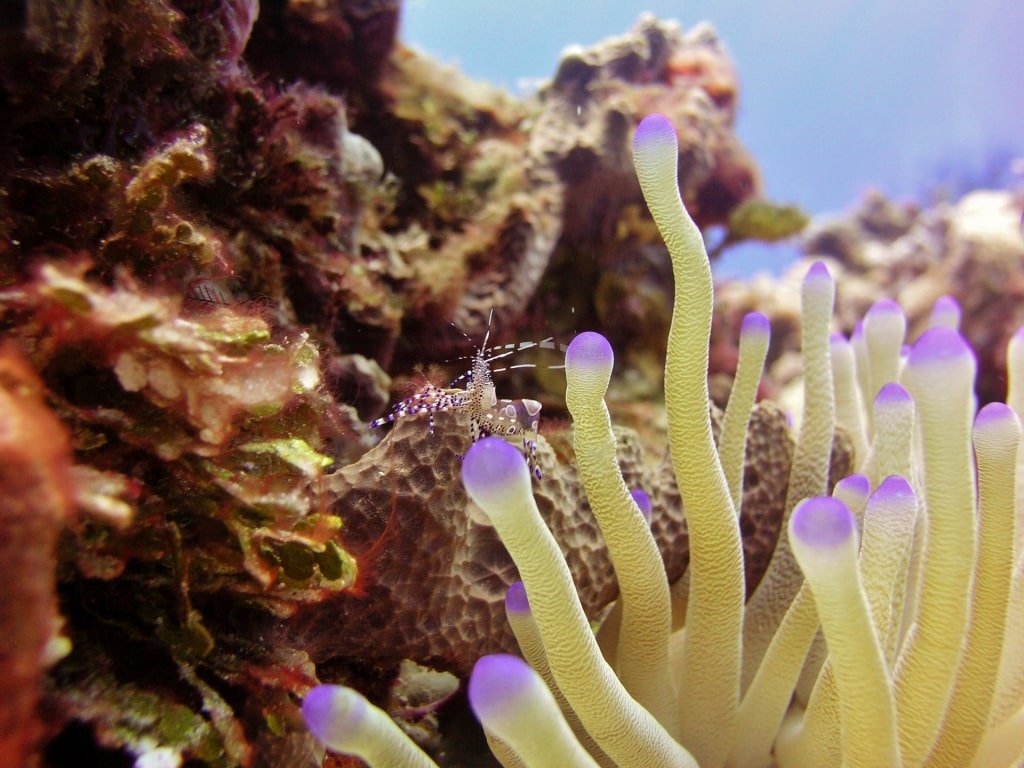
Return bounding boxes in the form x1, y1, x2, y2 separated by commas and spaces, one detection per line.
370, 318, 553, 479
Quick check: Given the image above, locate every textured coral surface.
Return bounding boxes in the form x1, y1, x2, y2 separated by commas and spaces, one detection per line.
290, 398, 839, 679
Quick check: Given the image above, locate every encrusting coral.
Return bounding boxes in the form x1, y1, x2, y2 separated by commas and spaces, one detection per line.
287, 390, 817, 678
303, 114, 1024, 767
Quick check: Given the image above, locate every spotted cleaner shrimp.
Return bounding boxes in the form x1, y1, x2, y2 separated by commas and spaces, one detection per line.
369, 311, 564, 479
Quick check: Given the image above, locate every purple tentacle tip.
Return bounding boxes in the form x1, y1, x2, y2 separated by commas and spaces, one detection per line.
866, 298, 902, 319
302, 685, 360, 746
835, 473, 870, 499
805, 260, 832, 283
930, 295, 962, 325
907, 326, 973, 368
975, 402, 1018, 438
566, 331, 614, 385
462, 436, 530, 503
631, 488, 653, 523
875, 382, 912, 407
633, 113, 676, 151
872, 474, 916, 504
742, 311, 771, 338
566, 331, 613, 369
791, 496, 855, 548
976, 401, 1015, 425
505, 581, 530, 615
468, 654, 534, 721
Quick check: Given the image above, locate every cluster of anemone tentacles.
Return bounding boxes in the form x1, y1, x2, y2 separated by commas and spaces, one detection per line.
301, 114, 1024, 768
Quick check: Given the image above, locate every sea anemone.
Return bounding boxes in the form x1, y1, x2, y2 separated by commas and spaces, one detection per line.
302, 114, 1024, 767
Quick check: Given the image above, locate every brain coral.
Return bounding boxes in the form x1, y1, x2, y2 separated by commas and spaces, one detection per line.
285, 393, 850, 678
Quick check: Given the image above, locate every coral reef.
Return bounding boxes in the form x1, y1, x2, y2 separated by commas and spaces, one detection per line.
336, 13, 767, 357
3, 1, 1019, 765
0, 3, 385, 763
523, 15, 771, 367
9, 257, 352, 767
807, 189, 1024, 405
1, 0, 405, 362
245, 0, 401, 97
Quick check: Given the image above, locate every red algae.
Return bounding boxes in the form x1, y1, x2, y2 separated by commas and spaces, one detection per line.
0, 346, 75, 766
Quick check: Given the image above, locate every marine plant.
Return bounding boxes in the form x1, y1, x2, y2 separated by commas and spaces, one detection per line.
302, 114, 1024, 766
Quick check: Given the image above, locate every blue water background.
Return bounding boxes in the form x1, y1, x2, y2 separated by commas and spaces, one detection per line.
401, 0, 1024, 278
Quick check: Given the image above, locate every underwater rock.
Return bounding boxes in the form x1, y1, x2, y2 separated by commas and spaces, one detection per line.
539, 15, 759, 240
354, 14, 763, 358
0, 0, 406, 367
0, 0, 258, 143
360, 44, 560, 354
246, 0, 401, 98
522, 15, 763, 375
